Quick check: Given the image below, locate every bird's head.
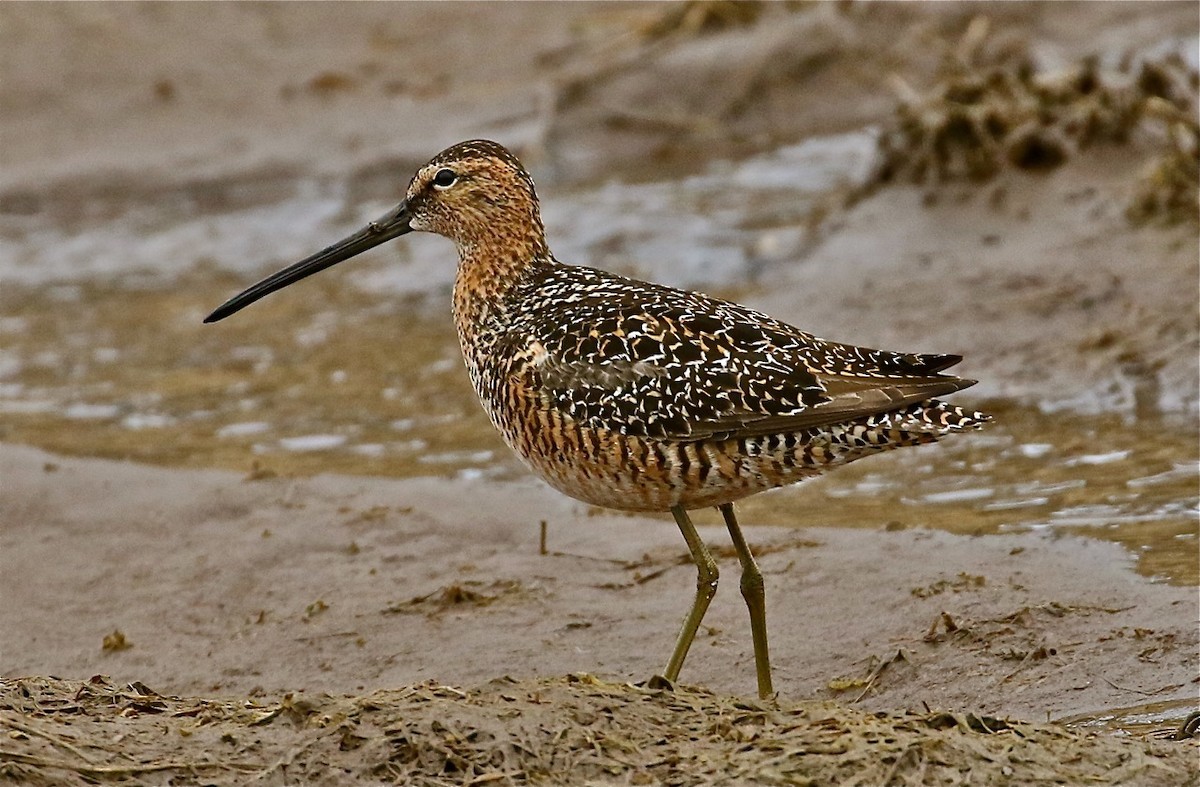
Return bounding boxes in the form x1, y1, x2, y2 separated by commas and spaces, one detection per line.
204, 139, 543, 324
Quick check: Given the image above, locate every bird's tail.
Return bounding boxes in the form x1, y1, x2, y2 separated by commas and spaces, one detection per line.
894, 398, 992, 433
821, 399, 991, 458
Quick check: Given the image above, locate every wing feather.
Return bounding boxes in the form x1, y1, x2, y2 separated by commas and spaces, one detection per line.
510, 265, 976, 441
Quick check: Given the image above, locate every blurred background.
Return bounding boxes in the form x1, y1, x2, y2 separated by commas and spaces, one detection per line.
1, 2, 1196, 582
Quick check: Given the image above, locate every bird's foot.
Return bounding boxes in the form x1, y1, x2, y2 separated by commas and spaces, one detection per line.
642, 674, 675, 692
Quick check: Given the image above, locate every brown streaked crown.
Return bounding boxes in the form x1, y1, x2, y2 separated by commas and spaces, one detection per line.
405, 140, 547, 257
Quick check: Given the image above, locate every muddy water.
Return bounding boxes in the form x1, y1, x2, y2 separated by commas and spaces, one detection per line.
739, 403, 1198, 586
1, 273, 1195, 586
1060, 697, 1200, 738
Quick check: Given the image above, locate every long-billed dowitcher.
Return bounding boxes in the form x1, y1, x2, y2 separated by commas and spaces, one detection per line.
206, 140, 990, 698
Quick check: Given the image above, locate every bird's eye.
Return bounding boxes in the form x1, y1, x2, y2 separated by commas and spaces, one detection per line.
432, 168, 458, 189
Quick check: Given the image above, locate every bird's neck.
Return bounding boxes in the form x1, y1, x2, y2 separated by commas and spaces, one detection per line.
451, 227, 552, 341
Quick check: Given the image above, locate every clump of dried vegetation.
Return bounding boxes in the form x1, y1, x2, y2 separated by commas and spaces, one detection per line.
873, 18, 1198, 225
2, 674, 1195, 786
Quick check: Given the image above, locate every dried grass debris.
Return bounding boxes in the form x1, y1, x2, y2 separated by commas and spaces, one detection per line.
1, 674, 1195, 786
871, 28, 1198, 224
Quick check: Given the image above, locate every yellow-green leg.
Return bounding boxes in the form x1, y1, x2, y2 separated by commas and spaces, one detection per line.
720, 502, 774, 699
662, 505, 719, 683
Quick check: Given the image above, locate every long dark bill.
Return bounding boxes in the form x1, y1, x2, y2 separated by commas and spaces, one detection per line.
204, 201, 413, 323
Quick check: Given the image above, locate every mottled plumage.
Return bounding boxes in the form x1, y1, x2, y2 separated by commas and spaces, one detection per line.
206, 139, 991, 698
468, 260, 986, 512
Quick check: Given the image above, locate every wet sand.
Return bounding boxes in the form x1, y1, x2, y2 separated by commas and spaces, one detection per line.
2, 440, 1197, 719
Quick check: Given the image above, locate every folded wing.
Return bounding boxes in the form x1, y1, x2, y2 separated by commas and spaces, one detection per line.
512, 265, 976, 442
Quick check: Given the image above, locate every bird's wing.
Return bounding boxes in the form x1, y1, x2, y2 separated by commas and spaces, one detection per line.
509, 266, 973, 441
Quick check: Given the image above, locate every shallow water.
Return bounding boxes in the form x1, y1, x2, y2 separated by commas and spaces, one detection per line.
1, 275, 1195, 586
737, 402, 1198, 586
1060, 697, 1200, 739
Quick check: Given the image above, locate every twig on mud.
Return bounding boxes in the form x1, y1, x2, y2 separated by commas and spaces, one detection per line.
545, 549, 632, 566
294, 630, 361, 643
1098, 676, 1165, 697
0, 748, 263, 776
634, 565, 674, 585
853, 650, 909, 703
999, 644, 1055, 684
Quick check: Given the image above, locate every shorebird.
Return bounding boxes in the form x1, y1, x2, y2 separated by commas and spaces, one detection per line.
206, 139, 990, 698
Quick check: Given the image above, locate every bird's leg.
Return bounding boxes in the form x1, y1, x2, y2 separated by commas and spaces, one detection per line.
662, 505, 719, 683
719, 502, 774, 699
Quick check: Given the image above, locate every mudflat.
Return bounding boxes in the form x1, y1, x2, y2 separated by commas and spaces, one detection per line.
1, 3, 1196, 784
